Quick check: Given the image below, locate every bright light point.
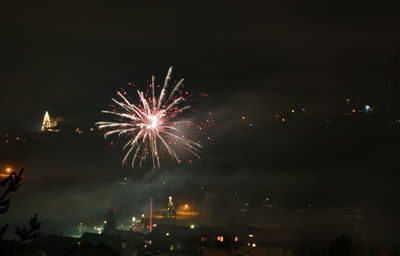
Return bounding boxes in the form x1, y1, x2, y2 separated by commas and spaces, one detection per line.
190, 224, 195, 229
132, 217, 136, 222
184, 204, 189, 209
5, 167, 11, 173
141, 214, 145, 218
148, 115, 160, 129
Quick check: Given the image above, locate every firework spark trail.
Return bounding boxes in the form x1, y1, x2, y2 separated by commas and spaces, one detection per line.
96, 67, 202, 168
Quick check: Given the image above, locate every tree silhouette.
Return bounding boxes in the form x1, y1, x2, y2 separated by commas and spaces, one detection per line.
329, 235, 356, 256
0, 168, 41, 255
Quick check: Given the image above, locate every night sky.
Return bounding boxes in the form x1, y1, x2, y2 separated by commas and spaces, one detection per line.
1, 1, 400, 244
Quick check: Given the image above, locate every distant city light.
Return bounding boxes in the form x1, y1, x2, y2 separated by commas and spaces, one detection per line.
132, 217, 136, 222
190, 224, 195, 229
364, 105, 371, 112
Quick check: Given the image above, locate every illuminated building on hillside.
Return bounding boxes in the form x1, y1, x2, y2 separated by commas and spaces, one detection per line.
41, 111, 58, 132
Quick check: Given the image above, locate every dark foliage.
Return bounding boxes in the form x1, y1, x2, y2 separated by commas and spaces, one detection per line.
329, 235, 356, 256
0, 168, 24, 214
0, 168, 41, 255
15, 214, 41, 241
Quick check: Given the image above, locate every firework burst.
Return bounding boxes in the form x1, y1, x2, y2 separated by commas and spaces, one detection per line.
96, 67, 202, 168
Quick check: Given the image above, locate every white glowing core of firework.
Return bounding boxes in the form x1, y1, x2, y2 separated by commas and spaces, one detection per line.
148, 115, 160, 129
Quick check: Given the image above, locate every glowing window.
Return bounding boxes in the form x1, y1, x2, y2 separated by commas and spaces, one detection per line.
217, 236, 224, 242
